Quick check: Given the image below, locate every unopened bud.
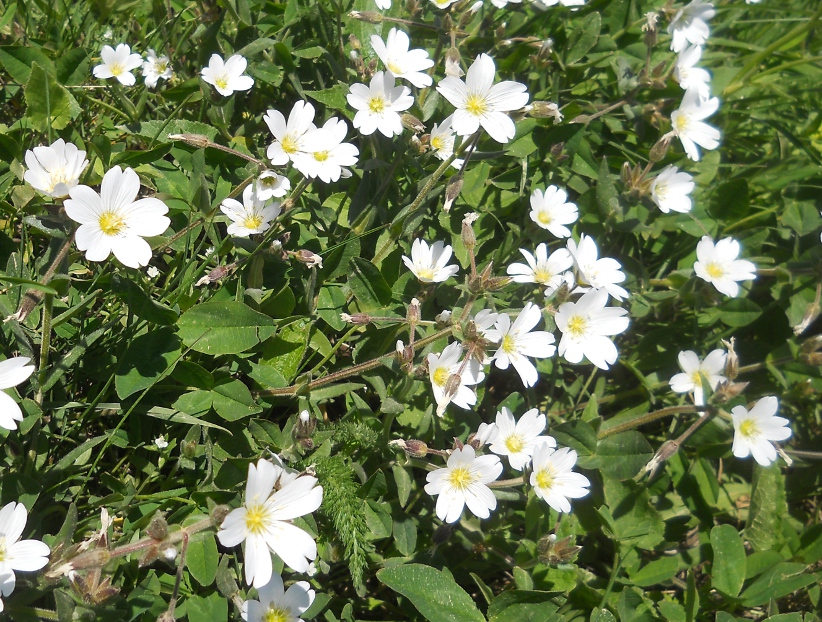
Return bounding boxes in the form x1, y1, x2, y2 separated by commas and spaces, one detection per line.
293, 249, 323, 269
195, 262, 237, 287
146, 515, 169, 541
341, 312, 371, 325
410, 134, 423, 153
349, 34, 361, 50
484, 276, 511, 291
528, 101, 563, 124
443, 174, 464, 212
168, 133, 211, 148
445, 47, 463, 78
495, 23, 506, 39
461, 212, 478, 250
644, 439, 679, 477
550, 142, 565, 160
139, 544, 161, 567
211, 504, 231, 526
163, 546, 178, 561
401, 113, 425, 134
396, 340, 414, 365
621, 161, 632, 185
71, 548, 111, 571
721, 337, 739, 380
649, 135, 672, 162
714, 380, 748, 403
348, 10, 383, 23
389, 438, 429, 458
537, 534, 581, 565
407, 298, 421, 325
295, 409, 316, 439
435, 310, 452, 327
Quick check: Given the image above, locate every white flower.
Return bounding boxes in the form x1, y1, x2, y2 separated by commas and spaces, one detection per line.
93, 44, 143, 86
146, 266, 160, 279
436, 53, 529, 144
668, 0, 716, 53
0, 358, 35, 431
424, 445, 502, 523
671, 88, 720, 161
347, 71, 414, 138
370, 29, 435, 88
669, 349, 726, 406
472, 309, 499, 338
429, 115, 464, 169
485, 303, 556, 388
374, 0, 391, 7
201, 53, 254, 96
218, 458, 323, 587
142, 49, 172, 88
154, 435, 169, 449
291, 118, 359, 183
491, 0, 521, 8
507, 243, 574, 291
241, 572, 315, 622
253, 171, 291, 200
265, 101, 317, 166
0, 501, 51, 610
429, 0, 460, 8
567, 234, 629, 301
693, 236, 757, 297
530, 445, 590, 513
674, 45, 711, 101
402, 239, 459, 283
650, 165, 694, 214
221, 185, 281, 238
427, 342, 484, 416
23, 138, 89, 199
555, 288, 630, 370
64, 166, 170, 269
731, 396, 791, 467
528, 186, 578, 238
488, 407, 556, 470
536, 0, 586, 6
473, 422, 499, 447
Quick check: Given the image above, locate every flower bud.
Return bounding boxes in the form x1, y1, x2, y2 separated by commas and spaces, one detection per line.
195, 262, 237, 287
168, 133, 211, 148
389, 438, 429, 458
341, 312, 371, 325
349, 34, 361, 50
348, 10, 383, 23
537, 534, 581, 565
211, 504, 231, 526
146, 515, 169, 541
721, 337, 739, 380
528, 101, 563, 124
445, 47, 464, 78
461, 212, 478, 250
435, 310, 452, 327
181, 439, 197, 459
401, 113, 425, 134
407, 298, 421, 325
713, 380, 748, 403
163, 546, 178, 561
644, 439, 679, 477
443, 174, 464, 212
293, 249, 323, 269
649, 135, 672, 163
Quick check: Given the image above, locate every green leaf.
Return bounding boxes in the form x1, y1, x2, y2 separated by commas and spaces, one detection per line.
780, 199, 822, 236
56, 47, 89, 86
211, 379, 262, 421
111, 275, 179, 326
566, 12, 602, 65
745, 463, 786, 552
259, 319, 309, 382
0, 275, 58, 295
177, 301, 277, 355
487, 591, 561, 622
710, 524, 746, 597
377, 564, 485, 622
740, 562, 819, 607
348, 257, 392, 310
305, 83, 351, 114
115, 328, 181, 399
392, 516, 417, 556
596, 156, 621, 219
392, 464, 412, 507
710, 179, 749, 220
145, 407, 229, 433
0, 45, 54, 84
186, 535, 219, 586
630, 556, 679, 587
592, 431, 653, 480
24, 62, 81, 131
186, 591, 227, 621
718, 298, 761, 327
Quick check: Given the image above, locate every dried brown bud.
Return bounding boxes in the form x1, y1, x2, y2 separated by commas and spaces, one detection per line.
70, 548, 112, 571
348, 34, 361, 50
714, 380, 748, 403
484, 276, 512, 291
721, 337, 739, 380
443, 174, 464, 212
181, 439, 197, 459
528, 101, 563, 124
293, 249, 323, 269
621, 161, 632, 185
389, 438, 429, 458
445, 47, 463, 78
139, 544, 161, 567
537, 534, 582, 565
341, 312, 371, 325
649, 135, 672, 162
211, 504, 231, 526
452, 437, 464, 451
401, 113, 425, 134
407, 298, 421, 325
168, 133, 211, 148
146, 515, 169, 541
644, 439, 680, 477
195, 262, 238, 287
348, 10, 383, 23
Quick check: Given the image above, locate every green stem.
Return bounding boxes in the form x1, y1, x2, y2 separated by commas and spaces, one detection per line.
35, 293, 53, 405
598, 405, 703, 439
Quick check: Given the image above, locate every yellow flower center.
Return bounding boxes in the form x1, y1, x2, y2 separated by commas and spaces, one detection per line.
465, 94, 488, 117
416, 267, 435, 280
690, 371, 704, 386
109, 63, 124, 76
533, 268, 553, 285
245, 504, 268, 535
0, 538, 7, 562
157, 60, 168, 72
261, 176, 278, 188
566, 315, 587, 337
368, 96, 387, 114
536, 210, 552, 225
705, 262, 725, 279
738, 419, 759, 439
281, 135, 299, 154
501, 334, 517, 355
243, 215, 264, 231
447, 466, 474, 491
534, 467, 554, 490
215, 76, 229, 90
674, 114, 689, 133
98, 211, 127, 236
387, 61, 403, 75
431, 136, 445, 151
263, 608, 290, 622
313, 150, 329, 162
505, 435, 524, 453
433, 366, 450, 387
654, 181, 668, 200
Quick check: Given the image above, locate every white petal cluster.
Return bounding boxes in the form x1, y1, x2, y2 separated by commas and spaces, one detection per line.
671, 89, 720, 161
674, 45, 711, 101
488, 407, 555, 470
64, 166, 170, 269
437, 53, 529, 144
93, 43, 143, 86
669, 349, 726, 405
292, 118, 360, 183
424, 445, 502, 523
427, 342, 484, 416
0, 502, 50, 613
218, 458, 323, 587
668, 0, 716, 53
555, 288, 629, 370
142, 49, 173, 88
485, 303, 556, 388
429, 115, 464, 169
265, 101, 317, 166
567, 234, 629, 301
254, 171, 291, 200
24, 138, 89, 199
0, 358, 35, 431
731, 396, 791, 466
220, 185, 281, 238
693, 235, 757, 297
530, 446, 590, 513
201, 53, 254, 96
402, 239, 459, 283
651, 165, 694, 214
241, 572, 315, 622
507, 243, 573, 292
347, 71, 414, 138
370, 29, 434, 88
529, 186, 578, 238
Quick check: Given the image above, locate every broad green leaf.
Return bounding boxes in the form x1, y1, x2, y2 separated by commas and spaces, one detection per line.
111, 275, 179, 326
740, 562, 819, 607
186, 535, 219, 586
177, 301, 277, 355
115, 328, 181, 399
377, 564, 485, 622
602, 478, 664, 550
592, 431, 653, 480
259, 319, 309, 382
0, 45, 54, 84
487, 590, 561, 622
56, 47, 89, 86
392, 516, 417, 556
630, 556, 679, 587
710, 179, 749, 220
305, 83, 350, 114
24, 63, 81, 131
718, 298, 761, 327
780, 200, 822, 236
392, 464, 412, 507
186, 590, 228, 621
211, 379, 262, 421
745, 463, 786, 552
566, 12, 602, 64
348, 257, 392, 310
710, 524, 746, 597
